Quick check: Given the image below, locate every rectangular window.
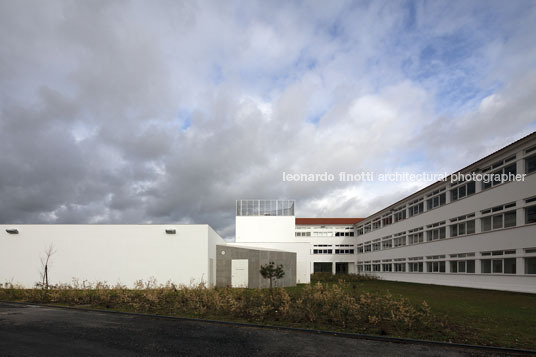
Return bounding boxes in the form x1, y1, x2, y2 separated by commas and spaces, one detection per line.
394, 206, 407, 222
408, 262, 423, 272
451, 181, 476, 202
459, 260, 466, 273
526, 257, 536, 274
482, 160, 519, 190
481, 216, 492, 232
482, 260, 492, 273
467, 260, 475, 273
525, 154, 536, 174
408, 201, 424, 217
450, 260, 475, 274
427, 226, 446, 241
364, 224, 371, 233
408, 232, 424, 244
394, 263, 406, 272
493, 259, 503, 273
504, 258, 516, 274
372, 219, 381, 230
450, 261, 457, 273
394, 237, 405, 247
492, 214, 503, 229
481, 258, 516, 274
482, 207, 516, 232
451, 224, 458, 237
426, 188, 446, 210
373, 264, 381, 272
504, 210, 516, 228
526, 206, 536, 224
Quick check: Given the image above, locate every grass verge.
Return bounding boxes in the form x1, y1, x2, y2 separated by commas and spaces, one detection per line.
1, 275, 534, 350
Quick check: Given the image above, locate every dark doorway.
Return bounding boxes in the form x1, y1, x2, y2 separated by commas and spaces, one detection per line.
336, 263, 348, 274
314, 262, 332, 273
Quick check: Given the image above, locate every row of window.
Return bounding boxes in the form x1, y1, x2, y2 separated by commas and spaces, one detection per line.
356, 151, 536, 237
296, 231, 355, 237
357, 204, 536, 254
312, 249, 355, 255
358, 257, 536, 274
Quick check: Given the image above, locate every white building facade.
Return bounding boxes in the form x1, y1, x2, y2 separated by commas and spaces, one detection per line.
354, 132, 536, 293
234, 200, 363, 283
0, 224, 226, 288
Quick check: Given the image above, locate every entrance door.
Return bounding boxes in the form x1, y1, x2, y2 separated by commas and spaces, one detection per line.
231, 259, 249, 287
336, 262, 348, 274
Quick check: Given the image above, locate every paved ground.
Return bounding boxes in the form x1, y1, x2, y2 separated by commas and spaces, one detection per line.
0, 302, 520, 356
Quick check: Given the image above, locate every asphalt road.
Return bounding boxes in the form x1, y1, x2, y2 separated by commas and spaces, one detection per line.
0, 302, 521, 356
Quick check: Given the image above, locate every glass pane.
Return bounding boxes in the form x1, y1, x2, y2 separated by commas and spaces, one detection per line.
451, 189, 458, 201
504, 258, 516, 274
467, 220, 475, 234
450, 261, 457, 273
481, 260, 491, 273
526, 257, 536, 274
492, 170, 502, 186
526, 155, 536, 174
459, 223, 465, 235
459, 261, 466, 273
504, 163, 516, 178
504, 211, 516, 228
467, 260, 475, 273
492, 214, 503, 230
527, 206, 536, 224
482, 217, 492, 231
467, 181, 475, 195
493, 259, 503, 273
483, 180, 492, 190
459, 185, 466, 198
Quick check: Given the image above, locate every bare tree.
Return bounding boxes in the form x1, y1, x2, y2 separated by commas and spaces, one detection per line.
40, 243, 56, 290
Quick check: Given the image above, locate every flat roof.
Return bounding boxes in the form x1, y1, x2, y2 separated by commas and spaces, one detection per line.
295, 218, 364, 225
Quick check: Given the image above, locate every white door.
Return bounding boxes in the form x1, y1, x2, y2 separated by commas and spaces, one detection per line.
231, 259, 249, 287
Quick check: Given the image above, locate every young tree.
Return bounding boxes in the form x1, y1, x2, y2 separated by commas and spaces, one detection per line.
40, 243, 56, 290
260, 261, 285, 289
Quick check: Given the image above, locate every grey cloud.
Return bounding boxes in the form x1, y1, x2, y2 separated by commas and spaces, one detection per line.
0, 0, 535, 240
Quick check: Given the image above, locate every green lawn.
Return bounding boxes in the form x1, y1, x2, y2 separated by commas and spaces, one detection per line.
303, 278, 536, 349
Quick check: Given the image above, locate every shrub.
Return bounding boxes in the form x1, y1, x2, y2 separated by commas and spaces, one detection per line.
0, 278, 437, 337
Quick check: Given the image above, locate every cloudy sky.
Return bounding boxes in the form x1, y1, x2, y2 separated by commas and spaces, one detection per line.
1, 0, 535, 239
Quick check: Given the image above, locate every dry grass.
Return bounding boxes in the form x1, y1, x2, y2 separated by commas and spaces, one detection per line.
0, 278, 439, 337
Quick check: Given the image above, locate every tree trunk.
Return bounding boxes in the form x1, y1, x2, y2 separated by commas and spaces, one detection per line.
44, 265, 48, 290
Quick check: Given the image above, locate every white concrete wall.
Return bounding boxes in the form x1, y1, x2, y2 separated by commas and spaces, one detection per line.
228, 242, 311, 284
296, 237, 358, 274
208, 226, 227, 286
236, 216, 296, 243
0, 224, 225, 288
366, 272, 536, 294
